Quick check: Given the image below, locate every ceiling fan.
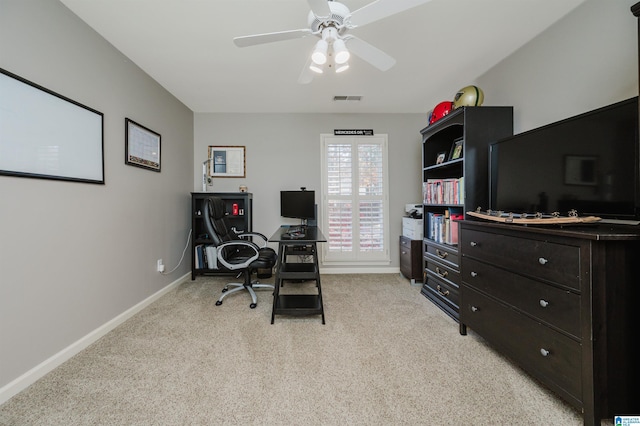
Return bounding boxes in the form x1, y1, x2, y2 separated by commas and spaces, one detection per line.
233, 0, 432, 84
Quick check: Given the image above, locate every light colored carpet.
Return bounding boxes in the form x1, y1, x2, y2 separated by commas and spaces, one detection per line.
0, 274, 611, 425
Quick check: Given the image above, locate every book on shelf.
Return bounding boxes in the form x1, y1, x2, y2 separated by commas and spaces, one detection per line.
426, 212, 441, 242
195, 244, 220, 270
448, 211, 464, 245
423, 177, 464, 205
426, 207, 463, 245
195, 244, 204, 269
205, 245, 218, 269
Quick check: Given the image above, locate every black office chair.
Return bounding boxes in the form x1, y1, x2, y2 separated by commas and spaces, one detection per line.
202, 197, 276, 308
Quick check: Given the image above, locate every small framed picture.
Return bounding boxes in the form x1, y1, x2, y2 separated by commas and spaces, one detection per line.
436, 152, 447, 164
449, 139, 464, 160
207, 145, 246, 178
125, 118, 161, 172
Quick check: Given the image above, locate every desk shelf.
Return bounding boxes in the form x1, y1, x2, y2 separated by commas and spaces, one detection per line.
273, 295, 322, 316
270, 226, 326, 324
279, 262, 317, 278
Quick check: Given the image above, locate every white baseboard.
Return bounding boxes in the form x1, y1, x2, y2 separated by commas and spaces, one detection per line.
0, 273, 190, 406
320, 266, 400, 274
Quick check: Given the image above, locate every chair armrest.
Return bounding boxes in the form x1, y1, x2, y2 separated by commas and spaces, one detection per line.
237, 232, 269, 247
216, 240, 259, 270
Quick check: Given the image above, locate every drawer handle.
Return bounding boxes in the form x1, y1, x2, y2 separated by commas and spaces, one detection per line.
435, 267, 448, 278
436, 285, 449, 297
436, 249, 448, 259
470, 271, 478, 278
538, 257, 548, 265
470, 305, 479, 312
470, 241, 478, 247
539, 299, 549, 308
540, 348, 550, 357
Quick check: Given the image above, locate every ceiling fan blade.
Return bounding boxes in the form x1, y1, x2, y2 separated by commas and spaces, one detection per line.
344, 36, 396, 71
307, 0, 331, 19
349, 0, 432, 27
298, 56, 316, 85
234, 29, 313, 47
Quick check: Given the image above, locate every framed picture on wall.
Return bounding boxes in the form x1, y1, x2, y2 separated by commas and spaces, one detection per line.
207, 145, 246, 177
125, 118, 161, 172
0, 68, 104, 184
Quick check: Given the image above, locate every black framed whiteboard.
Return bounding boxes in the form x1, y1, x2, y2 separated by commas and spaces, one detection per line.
0, 68, 104, 184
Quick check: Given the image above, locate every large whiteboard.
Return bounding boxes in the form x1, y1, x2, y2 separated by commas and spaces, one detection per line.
0, 68, 104, 184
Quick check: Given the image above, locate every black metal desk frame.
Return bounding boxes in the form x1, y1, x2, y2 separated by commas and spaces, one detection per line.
269, 226, 326, 324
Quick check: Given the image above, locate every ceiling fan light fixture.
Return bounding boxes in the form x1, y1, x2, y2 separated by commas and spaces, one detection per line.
235, 0, 427, 83
309, 62, 324, 74
333, 39, 350, 64
335, 62, 349, 73
311, 39, 328, 65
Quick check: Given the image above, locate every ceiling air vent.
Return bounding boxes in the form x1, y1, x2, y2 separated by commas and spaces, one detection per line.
333, 96, 362, 102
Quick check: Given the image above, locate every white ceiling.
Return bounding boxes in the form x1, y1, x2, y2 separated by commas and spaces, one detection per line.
60, 0, 586, 113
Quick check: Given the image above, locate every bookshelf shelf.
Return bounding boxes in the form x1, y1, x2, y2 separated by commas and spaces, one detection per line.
420, 106, 513, 325
190, 192, 253, 280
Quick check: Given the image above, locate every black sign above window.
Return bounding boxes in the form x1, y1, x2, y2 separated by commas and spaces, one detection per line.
334, 129, 374, 136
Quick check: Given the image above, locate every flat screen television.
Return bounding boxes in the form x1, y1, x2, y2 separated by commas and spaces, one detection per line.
280, 190, 315, 221
489, 96, 639, 222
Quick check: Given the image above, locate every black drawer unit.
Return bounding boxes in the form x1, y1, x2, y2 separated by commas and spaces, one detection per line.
422, 239, 465, 334
399, 236, 422, 284
459, 220, 640, 426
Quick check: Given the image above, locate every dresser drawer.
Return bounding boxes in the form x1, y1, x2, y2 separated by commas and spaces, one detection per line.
400, 235, 416, 250
461, 286, 582, 404
424, 240, 459, 270
461, 257, 581, 338
461, 229, 580, 290
426, 258, 460, 286
423, 267, 460, 312
399, 247, 413, 271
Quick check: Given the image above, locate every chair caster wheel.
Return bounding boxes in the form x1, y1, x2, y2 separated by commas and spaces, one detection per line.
250, 303, 257, 309
215, 301, 222, 306
221, 288, 228, 293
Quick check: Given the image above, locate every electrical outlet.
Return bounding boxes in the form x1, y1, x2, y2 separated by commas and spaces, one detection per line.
157, 259, 165, 273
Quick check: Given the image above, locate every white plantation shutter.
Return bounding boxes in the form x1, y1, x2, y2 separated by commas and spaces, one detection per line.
327, 200, 353, 252
321, 135, 390, 264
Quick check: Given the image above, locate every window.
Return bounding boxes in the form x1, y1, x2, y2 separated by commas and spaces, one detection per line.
321, 135, 390, 264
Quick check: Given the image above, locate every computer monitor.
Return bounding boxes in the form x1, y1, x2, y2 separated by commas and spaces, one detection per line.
280, 190, 315, 222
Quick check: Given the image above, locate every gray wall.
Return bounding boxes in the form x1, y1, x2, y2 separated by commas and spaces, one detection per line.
476, 0, 638, 133
194, 113, 426, 271
0, 0, 193, 396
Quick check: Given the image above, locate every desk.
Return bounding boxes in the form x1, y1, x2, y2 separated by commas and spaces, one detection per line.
269, 226, 326, 324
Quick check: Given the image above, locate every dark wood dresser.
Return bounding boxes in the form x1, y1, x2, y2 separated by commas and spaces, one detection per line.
459, 220, 640, 426
399, 236, 422, 284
